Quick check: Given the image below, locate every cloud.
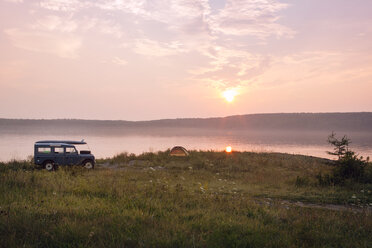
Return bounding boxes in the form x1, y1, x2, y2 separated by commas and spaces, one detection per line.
132, 38, 186, 57
190, 47, 270, 89
35, 0, 292, 40
32, 15, 77, 33
111, 57, 128, 66
34, 0, 293, 45
94, 19, 124, 39
95, 0, 210, 22
93, 0, 293, 89
95, 0, 146, 14
39, 0, 87, 12
3, 0, 23, 3
191, 49, 369, 93
94, 0, 292, 39
211, 0, 294, 38
5, 28, 81, 58
5, 0, 295, 89
244, 51, 372, 91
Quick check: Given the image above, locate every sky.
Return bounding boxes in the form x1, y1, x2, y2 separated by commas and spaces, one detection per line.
0, 0, 371, 120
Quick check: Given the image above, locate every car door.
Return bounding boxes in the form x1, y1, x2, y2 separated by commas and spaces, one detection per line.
53, 146, 65, 165
65, 146, 79, 165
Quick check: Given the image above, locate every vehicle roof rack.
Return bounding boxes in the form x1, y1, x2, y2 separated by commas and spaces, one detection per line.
35, 140, 87, 145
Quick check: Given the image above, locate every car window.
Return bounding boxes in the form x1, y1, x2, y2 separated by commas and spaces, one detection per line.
66, 147, 77, 154
54, 147, 64, 154
37, 147, 51, 153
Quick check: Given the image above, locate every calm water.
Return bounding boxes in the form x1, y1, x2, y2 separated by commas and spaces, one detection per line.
1, 131, 372, 161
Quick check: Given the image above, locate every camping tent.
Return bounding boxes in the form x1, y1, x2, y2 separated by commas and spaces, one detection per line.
170, 146, 189, 156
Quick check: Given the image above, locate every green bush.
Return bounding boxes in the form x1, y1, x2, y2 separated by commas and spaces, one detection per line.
320, 133, 371, 185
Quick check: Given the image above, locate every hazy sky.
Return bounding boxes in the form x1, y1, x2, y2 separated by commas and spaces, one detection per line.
0, 0, 371, 120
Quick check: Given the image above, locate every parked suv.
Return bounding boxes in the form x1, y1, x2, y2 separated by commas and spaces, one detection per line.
34, 140, 95, 171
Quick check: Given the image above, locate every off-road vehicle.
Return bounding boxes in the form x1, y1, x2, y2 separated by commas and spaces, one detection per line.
34, 140, 95, 171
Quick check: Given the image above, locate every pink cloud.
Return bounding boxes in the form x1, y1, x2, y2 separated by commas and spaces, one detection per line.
5, 28, 81, 58
211, 0, 294, 38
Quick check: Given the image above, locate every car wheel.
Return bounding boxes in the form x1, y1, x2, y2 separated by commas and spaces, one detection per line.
83, 161, 94, 169
44, 162, 55, 171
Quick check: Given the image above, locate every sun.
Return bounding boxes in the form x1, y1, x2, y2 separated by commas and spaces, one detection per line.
222, 89, 237, 103
225, 146, 232, 153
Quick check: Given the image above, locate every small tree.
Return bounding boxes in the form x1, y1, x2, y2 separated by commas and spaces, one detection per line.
326, 132, 369, 184
327, 132, 351, 159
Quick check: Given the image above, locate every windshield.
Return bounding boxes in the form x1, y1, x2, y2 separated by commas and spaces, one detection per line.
74, 144, 90, 153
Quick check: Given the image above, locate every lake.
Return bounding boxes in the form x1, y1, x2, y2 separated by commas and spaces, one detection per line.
1, 129, 372, 161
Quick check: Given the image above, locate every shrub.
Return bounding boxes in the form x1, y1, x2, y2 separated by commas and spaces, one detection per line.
320, 133, 370, 185
327, 132, 351, 159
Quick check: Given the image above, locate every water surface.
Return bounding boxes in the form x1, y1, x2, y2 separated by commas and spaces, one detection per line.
1, 130, 371, 161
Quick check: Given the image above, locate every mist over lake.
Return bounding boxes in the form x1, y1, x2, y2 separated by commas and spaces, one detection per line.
1, 113, 372, 161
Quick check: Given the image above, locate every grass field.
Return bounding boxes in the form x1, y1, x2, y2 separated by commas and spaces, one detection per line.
1, 151, 372, 247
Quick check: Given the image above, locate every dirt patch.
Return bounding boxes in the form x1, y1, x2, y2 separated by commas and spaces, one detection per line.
256, 198, 372, 214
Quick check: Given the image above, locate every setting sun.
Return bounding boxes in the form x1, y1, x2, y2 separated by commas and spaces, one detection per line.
223, 89, 237, 103
225, 146, 232, 153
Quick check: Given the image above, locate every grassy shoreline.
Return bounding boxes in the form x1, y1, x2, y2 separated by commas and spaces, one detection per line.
1, 151, 371, 247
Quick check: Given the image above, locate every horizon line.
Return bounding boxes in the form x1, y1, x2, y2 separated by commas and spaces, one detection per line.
1, 111, 372, 122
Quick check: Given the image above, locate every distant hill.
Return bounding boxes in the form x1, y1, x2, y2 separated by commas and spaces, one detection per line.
1, 112, 372, 135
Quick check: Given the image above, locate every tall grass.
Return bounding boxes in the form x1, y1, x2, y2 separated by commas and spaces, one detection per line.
1, 151, 371, 247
